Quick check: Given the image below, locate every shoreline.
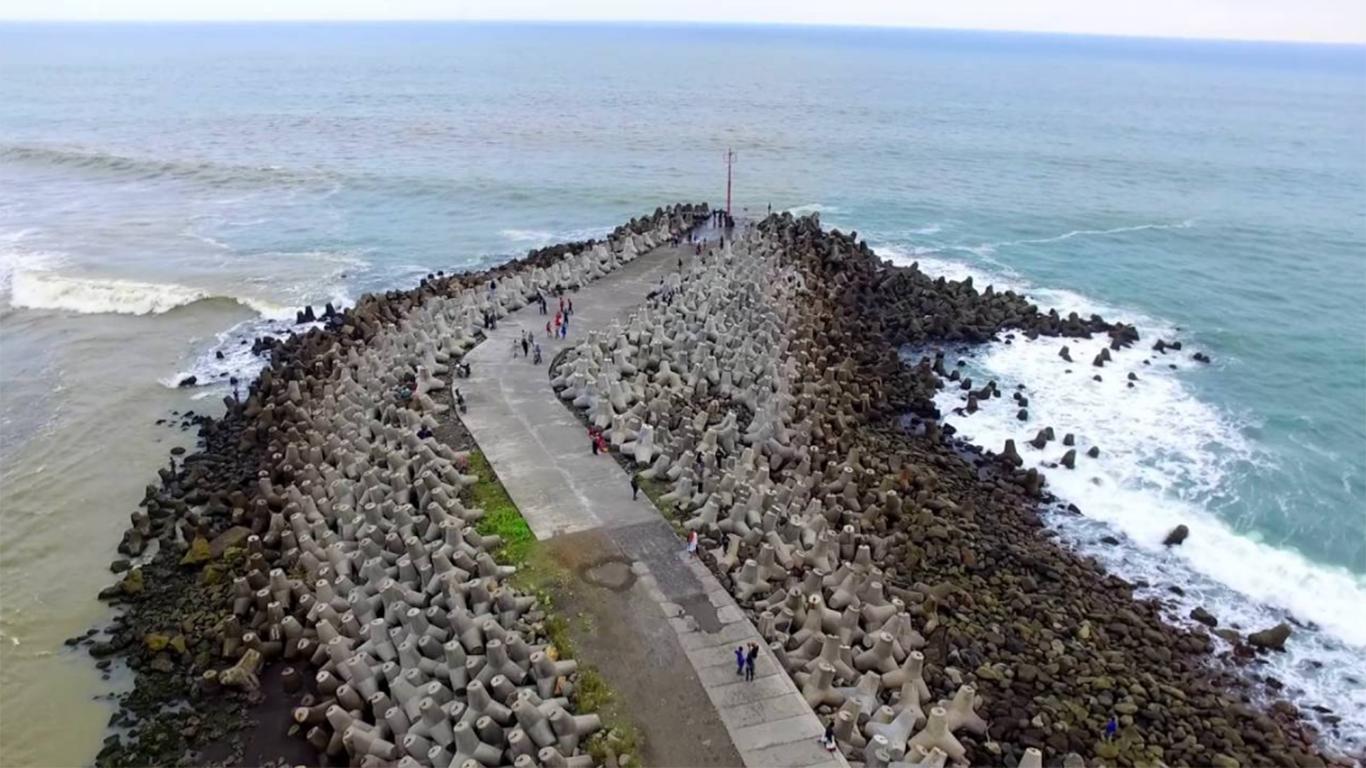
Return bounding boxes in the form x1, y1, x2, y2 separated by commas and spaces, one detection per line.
76, 205, 1348, 767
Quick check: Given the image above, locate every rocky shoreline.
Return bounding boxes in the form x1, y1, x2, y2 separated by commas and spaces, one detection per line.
548, 213, 1344, 768
80, 204, 708, 767
79, 204, 1345, 768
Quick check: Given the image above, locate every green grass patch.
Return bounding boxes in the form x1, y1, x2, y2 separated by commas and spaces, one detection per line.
576, 667, 643, 766
467, 451, 536, 564
637, 473, 686, 536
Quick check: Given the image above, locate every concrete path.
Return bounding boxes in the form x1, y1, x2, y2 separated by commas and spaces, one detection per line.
458, 239, 846, 768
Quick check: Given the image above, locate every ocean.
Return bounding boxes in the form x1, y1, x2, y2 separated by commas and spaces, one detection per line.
0, 22, 1362, 765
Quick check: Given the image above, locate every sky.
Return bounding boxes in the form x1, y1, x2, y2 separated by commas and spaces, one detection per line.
3, 0, 1364, 45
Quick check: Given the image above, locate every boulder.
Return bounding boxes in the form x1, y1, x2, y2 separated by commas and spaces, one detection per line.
1162, 525, 1189, 547
1248, 622, 1292, 652
1190, 607, 1218, 627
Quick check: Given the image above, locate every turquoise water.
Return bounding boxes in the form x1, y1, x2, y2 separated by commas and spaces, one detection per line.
1, 22, 1363, 757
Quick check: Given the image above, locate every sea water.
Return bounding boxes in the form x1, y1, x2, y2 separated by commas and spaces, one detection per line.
0, 23, 1362, 764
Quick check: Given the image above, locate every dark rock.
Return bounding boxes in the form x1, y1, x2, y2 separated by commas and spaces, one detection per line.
1086, 446, 1100, 458
1163, 524, 1190, 547
1248, 622, 1292, 652
1191, 606, 1219, 627
176, 376, 198, 388
1059, 346, 1073, 362
1193, 352, 1211, 363
1060, 449, 1076, 469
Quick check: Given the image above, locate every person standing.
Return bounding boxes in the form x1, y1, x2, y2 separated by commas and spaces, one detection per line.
521, 335, 530, 358
744, 643, 758, 682
734, 646, 745, 677
686, 530, 699, 557
630, 475, 640, 500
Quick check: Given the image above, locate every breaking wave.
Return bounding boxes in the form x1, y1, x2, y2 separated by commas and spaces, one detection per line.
9, 271, 290, 318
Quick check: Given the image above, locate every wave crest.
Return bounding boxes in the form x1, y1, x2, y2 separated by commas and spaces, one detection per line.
10, 271, 289, 318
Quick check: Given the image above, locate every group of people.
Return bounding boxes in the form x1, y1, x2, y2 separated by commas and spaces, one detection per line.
511, 329, 542, 364
733, 642, 761, 682
708, 208, 736, 230
544, 295, 574, 339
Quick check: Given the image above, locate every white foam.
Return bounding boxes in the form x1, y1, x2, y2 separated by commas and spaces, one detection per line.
159, 317, 300, 393
10, 271, 290, 318
785, 203, 842, 216
499, 226, 612, 248
909, 252, 1366, 749
948, 220, 1197, 257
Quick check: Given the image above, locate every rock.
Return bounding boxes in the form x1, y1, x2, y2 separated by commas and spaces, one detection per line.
209, 526, 251, 558
1100, 536, 1120, 546
1163, 525, 1189, 547
1059, 346, 1073, 362
1248, 622, 1292, 652
1214, 628, 1242, 644
1093, 348, 1112, 367
1060, 449, 1076, 469
1017, 408, 1029, 421
1211, 754, 1240, 768
1062, 433, 1075, 447
120, 568, 144, 595
180, 536, 212, 566
1193, 352, 1211, 363
1190, 607, 1218, 627
176, 375, 198, 388
144, 633, 171, 653
1086, 445, 1100, 458
109, 559, 131, 574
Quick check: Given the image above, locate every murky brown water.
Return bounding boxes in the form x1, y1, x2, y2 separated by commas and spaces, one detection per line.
0, 302, 253, 766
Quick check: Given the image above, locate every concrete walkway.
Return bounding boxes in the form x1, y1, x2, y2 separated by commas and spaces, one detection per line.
459, 239, 846, 768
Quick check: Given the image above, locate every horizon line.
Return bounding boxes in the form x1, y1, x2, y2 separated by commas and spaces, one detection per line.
1, 18, 1364, 47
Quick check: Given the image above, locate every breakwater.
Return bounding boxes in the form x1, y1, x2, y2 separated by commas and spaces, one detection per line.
549, 213, 1343, 768
80, 203, 1344, 768
82, 204, 708, 766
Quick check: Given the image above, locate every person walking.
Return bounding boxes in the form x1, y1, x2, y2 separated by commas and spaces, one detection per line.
545, 319, 552, 337
521, 335, 530, 358
821, 719, 837, 751
567, 298, 573, 315
686, 530, 699, 557
630, 475, 640, 500
510, 337, 519, 358
533, 342, 542, 365
744, 643, 758, 682
589, 427, 599, 455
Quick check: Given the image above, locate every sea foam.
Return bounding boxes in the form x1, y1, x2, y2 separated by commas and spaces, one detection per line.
878, 245, 1366, 751
9, 271, 290, 318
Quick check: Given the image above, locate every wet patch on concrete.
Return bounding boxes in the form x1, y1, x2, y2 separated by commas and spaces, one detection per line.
579, 556, 637, 592
676, 592, 723, 632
